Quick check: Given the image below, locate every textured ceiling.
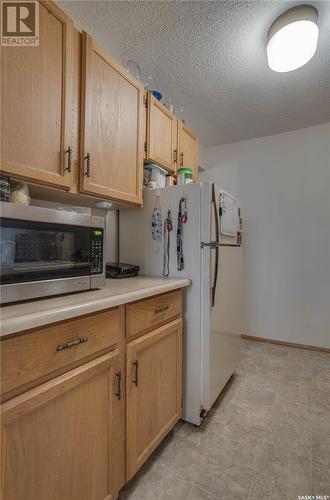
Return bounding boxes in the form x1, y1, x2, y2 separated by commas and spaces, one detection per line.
57, 0, 330, 146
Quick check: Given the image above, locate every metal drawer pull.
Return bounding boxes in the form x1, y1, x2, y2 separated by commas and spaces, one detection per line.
115, 372, 122, 400
56, 337, 88, 352
133, 361, 139, 386
155, 304, 169, 314
65, 146, 72, 172
174, 149, 178, 163
180, 152, 184, 166
84, 153, 91, 177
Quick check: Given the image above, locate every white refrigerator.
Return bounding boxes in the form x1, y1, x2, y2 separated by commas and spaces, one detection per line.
119, 182, 243, 426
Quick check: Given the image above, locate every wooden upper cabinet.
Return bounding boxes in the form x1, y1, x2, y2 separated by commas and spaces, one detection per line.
80, 32, 144, 205
145, 92, 178, 174
178, 121, 198, 181
0, 0, 73, 189
126, 319, 182, 480
1, 350, 124, 500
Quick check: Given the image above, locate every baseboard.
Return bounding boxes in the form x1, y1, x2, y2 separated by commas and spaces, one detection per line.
241, 335, 330, 353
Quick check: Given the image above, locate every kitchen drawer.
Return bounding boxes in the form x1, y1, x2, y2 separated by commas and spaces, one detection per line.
1, 307, 123, 401
126, 290, 182, 340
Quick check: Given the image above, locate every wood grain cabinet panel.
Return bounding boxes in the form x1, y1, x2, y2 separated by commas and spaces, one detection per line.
1, 307, 123, 402
126, 290, 182, 340
178, 121, 198, 181
1, 350, 125, 500
145, 92, 178, 174
80, 32, 144, 205
126, 319, 182, 480
0, 0, 74, 189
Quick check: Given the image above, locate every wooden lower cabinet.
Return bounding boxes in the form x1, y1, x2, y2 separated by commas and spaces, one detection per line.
126, 319, 182, 480
1, 349, 125, 500
0, 291, 184, 498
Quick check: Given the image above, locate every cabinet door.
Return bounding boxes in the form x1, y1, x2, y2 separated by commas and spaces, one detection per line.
126, 319, 182, 480
1, 1, 73, 189
145, 92, 178, 174
1, 350, 125, 500
178, 121, 198, 181
80, 33, 144, 206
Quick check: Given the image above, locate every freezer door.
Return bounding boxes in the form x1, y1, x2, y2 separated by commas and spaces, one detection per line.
219, 189, 239, 245
201, 183, 242, 412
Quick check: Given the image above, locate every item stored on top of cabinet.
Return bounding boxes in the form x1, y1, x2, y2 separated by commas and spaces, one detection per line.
0, 176, 10, 201
164, 98, 174, 114
80, 32, 144, 206
163, 209, 173, 277
177, 167, 193, 185
151, 90, 162, 101
106, 262, 140, 279
122, 56, 142, 83
177, 197, 188, 271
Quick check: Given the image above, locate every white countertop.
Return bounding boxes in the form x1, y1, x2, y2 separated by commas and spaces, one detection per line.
0, 276, 190, 337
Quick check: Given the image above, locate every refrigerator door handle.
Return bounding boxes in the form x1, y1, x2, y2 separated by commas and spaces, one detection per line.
212, 183, 220, 244
211, 184, 220, 307
201, 241, 218, 248
211, 245, 219, 307
202, 242, 240, 248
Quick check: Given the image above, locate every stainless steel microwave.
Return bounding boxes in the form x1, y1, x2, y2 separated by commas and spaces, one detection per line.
0, 202, 105, 304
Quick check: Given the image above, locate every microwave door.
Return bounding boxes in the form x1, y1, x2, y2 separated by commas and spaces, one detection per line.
0, 218, 93, 285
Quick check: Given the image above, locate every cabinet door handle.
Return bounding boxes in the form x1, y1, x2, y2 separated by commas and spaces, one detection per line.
65, 146, 72, 172
155, 304, 169, 314
133, 361, 139, 386
57, 337, 88, 351
173, 149, 178, 163
115, 371, 122, 400
84, 153, 91, 177
180, 152, 184, 166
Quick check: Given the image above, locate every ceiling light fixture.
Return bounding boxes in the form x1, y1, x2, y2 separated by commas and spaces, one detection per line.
267, 5, 319, 72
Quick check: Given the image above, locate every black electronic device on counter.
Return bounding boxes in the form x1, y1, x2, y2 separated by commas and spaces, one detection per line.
106, 262, 140, 279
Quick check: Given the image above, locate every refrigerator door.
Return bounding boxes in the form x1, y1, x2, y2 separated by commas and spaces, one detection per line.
201, 183, 242, 413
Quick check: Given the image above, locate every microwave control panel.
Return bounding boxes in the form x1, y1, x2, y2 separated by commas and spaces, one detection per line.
90, 229, 104, 274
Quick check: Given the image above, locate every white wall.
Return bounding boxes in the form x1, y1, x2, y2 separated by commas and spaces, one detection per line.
105, 211, 118, 263
201, 123, 330, 349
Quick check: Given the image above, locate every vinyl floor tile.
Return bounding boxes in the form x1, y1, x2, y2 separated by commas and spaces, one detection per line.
119, 341, 328, 500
